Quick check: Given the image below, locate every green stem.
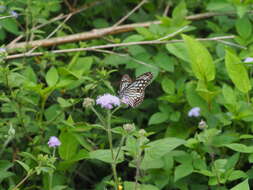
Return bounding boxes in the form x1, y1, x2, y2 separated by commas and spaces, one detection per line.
12, 170, 34, 190
106, 110, 119, 190
0, 136, 12, 157
91, 106, 105, 126
48, 172, 53, 190
115, 135, 126, 162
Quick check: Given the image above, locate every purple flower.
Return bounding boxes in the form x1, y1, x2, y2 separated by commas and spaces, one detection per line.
188, 107, 200, 117
0, 6, 6, 13
10, 11, 18, 18
244, 57, 253, 63
0, 48, 6, 53
96, 94, 120, 109
48, 136, 61, 147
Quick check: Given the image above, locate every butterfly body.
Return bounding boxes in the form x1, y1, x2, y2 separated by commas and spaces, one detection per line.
119, 72, 153, 107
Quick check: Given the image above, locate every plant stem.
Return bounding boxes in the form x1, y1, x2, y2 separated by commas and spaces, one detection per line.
0, 136, 12, 157
91, 106, 105, 126
106, 110, 119, 190
12, 170, 33, 190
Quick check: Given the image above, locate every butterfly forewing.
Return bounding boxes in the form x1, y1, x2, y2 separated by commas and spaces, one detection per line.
119, 74, 132, 92
119, 72, 153, 107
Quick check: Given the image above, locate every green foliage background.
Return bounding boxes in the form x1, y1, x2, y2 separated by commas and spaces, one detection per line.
1, 0, 253, 189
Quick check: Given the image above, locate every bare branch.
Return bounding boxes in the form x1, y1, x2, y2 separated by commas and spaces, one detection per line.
5, 35, 235, 60
113, 0, 147, 27
6, 11, 237, 51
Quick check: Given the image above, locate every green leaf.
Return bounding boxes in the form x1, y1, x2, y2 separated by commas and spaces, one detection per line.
166, 42, 189, 63
182, 34, 215, 81
228, 170, 248, 181
153, 52, 174, 72
0, 18, 19, 35
222, 84, 236, 105
172, 1, 188, 26
23, 66, 37, 83
161, 77, 175, 94
174, 163, 193, 182
225, 49, 251, 93
124, 181, 159, 190
231, 179, 249, 190
46, 67, 59, 87
148, 112, 169, 125
141, 138, 185, 169
89, 149, 124, 164
68, 57, 93, 78
16, 160, 30, 172
236, 15, 252, 39
59, 132, 79, 160
225, 143, 253, 153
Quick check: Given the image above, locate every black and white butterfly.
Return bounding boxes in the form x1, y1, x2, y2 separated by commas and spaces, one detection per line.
118, 72, 153, 107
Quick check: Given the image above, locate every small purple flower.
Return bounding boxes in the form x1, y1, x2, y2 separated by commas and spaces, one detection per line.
96, 94, 120, 109
0, 6, 6, 13
48, 136, 61, 147
244, 57, 253, 63
188, 107, 200, 117
0, 48, 6, 53
10, 10, 18, 18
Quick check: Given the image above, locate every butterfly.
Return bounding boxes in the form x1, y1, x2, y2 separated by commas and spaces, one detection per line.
118, 72, 153, 107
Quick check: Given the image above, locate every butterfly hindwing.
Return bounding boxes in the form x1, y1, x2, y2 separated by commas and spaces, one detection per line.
119, 72, 153, 107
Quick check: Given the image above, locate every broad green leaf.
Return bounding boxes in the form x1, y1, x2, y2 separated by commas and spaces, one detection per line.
172, 1, 188, 26
225, 143, 253, 153
59, 132, 79, 160
68, 57, 93, 78
16, 160, 30, 172
153, 52, 174, 72
124, 181, 159, 190
0, 18, 19, 35
148, 112, 169, 125
228, 170, 248, 181
0, 171, 14, 181
231, 179, 249, 190
174, 163, 193, 181
23, 66, 37, 83
222, 84, 236, 105
236, 15, 252, 39
46, 67, 59, 87
183, 34, 215, 81
161, 77, 175, 94
89, 149, 124, 164
166, 42, 189, 62
141, 138, 185, 169
225, 153, 240, 170
225, 50, 251, 93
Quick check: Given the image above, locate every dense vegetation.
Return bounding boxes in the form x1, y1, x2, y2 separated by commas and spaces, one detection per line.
1, 0, 253, 189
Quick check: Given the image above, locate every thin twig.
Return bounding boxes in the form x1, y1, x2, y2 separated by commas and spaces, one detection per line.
217, 39, 247, 49
6, 11, 237, 50
7, 0, 102, 46
27, 13, 72, 54
5, 35, 235, 60
163, 4, 170, 16
113, 0, 147, 27
157, 25, 189, 41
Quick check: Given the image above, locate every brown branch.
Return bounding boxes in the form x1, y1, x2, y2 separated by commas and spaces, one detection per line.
5, 35, 235, 60
7, 0, 102, 46
6, 11, 236, 51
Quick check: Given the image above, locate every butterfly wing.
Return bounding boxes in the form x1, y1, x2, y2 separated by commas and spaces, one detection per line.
119, 74, 132, 93
119, 72, 153, 107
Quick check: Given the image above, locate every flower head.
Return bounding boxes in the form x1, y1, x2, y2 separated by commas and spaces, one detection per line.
10, 10, 18, 18
83, 98, 94, 108
188, 107, 200, 117
123, 123, 135, 132
198, 119, 207, 130
244, 57, 253, 63
0, 48, 6, 53
96, 94, 120, 109
48, 136, 61, 147
0, 6, 6, 13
